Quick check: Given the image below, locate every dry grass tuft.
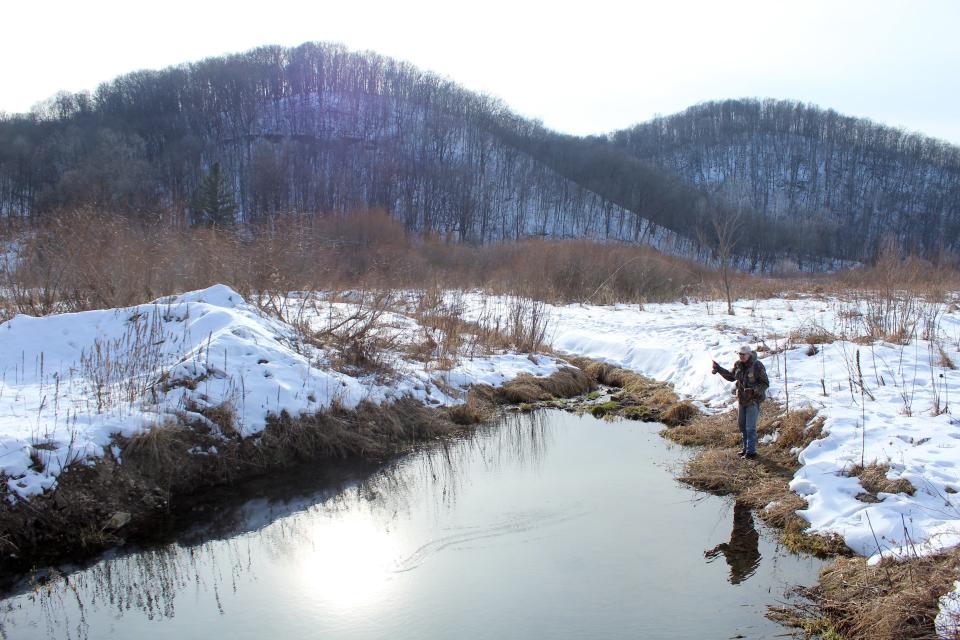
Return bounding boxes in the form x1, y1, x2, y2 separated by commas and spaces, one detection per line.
771, 409, 822, 451
664, 409, 742, 448
848, 463, 916, 498
497, 367, 593, 404
790, 325, 838, 345
660, 401, 700, 427
122, 421, 201, 480
781, 520, 851, 558
446, 393, 494, 425
741, 478, 807, 528
199, 403, 238, 438
810, 551, 960, 640
679, 449, 768, 494
571, 359, 627, 387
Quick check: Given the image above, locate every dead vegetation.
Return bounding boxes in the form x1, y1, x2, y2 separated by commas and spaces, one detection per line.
773, 551, 960, 640
565, 358, 700, 425
494, 367, 594, 404
0, 209, 717, 324
789, 324, 838, 346
848, 462, 916, 501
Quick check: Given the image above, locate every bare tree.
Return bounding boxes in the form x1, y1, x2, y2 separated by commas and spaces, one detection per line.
699, 208, 743, 315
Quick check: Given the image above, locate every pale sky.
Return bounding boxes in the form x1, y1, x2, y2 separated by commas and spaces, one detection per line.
4, 0, 959, 143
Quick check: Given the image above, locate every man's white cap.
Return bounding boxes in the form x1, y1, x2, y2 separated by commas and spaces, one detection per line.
737, 345, 752, 355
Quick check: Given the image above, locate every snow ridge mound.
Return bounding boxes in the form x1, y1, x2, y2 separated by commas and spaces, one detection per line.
0, 286, 562, 500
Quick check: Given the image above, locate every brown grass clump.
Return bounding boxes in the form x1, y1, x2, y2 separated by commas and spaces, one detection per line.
256, 398, 453, 463
122, 421, 203, 480
198, 403, 238, 438
781, 520, 851, 558
679, 449, 768, 494
770, 409, 821, 450
660, 401, 700, 427
571, 359, 627, 387
848, 463, 916, 498
809, 551, 960, 640
741, 478, 807, 529
497, 378, 553, 404
664, 408, 742, 448
497, 367, 594, 404
446, 393, 494, 425
790, 325, 838, 346
569, 360, 698, 424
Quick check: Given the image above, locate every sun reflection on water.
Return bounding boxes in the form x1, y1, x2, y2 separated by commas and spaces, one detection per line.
295, 508, 400, 612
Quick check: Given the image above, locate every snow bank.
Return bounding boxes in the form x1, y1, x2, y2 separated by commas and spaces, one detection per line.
0, 286, 562, 501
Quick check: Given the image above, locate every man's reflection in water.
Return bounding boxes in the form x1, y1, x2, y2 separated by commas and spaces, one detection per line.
704, 501, 761, 585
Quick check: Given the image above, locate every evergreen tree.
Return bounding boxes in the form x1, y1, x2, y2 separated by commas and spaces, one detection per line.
192, 162, 236, 228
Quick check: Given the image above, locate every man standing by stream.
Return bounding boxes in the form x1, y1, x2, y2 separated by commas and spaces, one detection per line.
711, 345, 769, 460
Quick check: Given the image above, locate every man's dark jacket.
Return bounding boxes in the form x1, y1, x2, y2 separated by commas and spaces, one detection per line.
716, 353, 769, 406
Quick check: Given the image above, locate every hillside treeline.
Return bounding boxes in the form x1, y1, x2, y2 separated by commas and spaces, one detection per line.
0, 43, 688, 252
0, 44, 953, 267
610, 99, 960, 259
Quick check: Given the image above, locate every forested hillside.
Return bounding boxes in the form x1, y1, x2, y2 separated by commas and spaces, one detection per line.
610, 99, 960, 259
1, 44, 956, 268
0, 43, 692, 255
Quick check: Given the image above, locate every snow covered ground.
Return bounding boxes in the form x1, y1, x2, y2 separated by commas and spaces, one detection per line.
0, 285, 562, 500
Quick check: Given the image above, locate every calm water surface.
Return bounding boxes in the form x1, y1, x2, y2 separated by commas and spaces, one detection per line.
0, 410, 823, 639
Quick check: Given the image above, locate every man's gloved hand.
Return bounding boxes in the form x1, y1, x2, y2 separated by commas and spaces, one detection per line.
711, 360, 719, 375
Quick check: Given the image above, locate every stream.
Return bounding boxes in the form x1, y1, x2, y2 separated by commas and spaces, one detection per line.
0, 409, 824, 639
